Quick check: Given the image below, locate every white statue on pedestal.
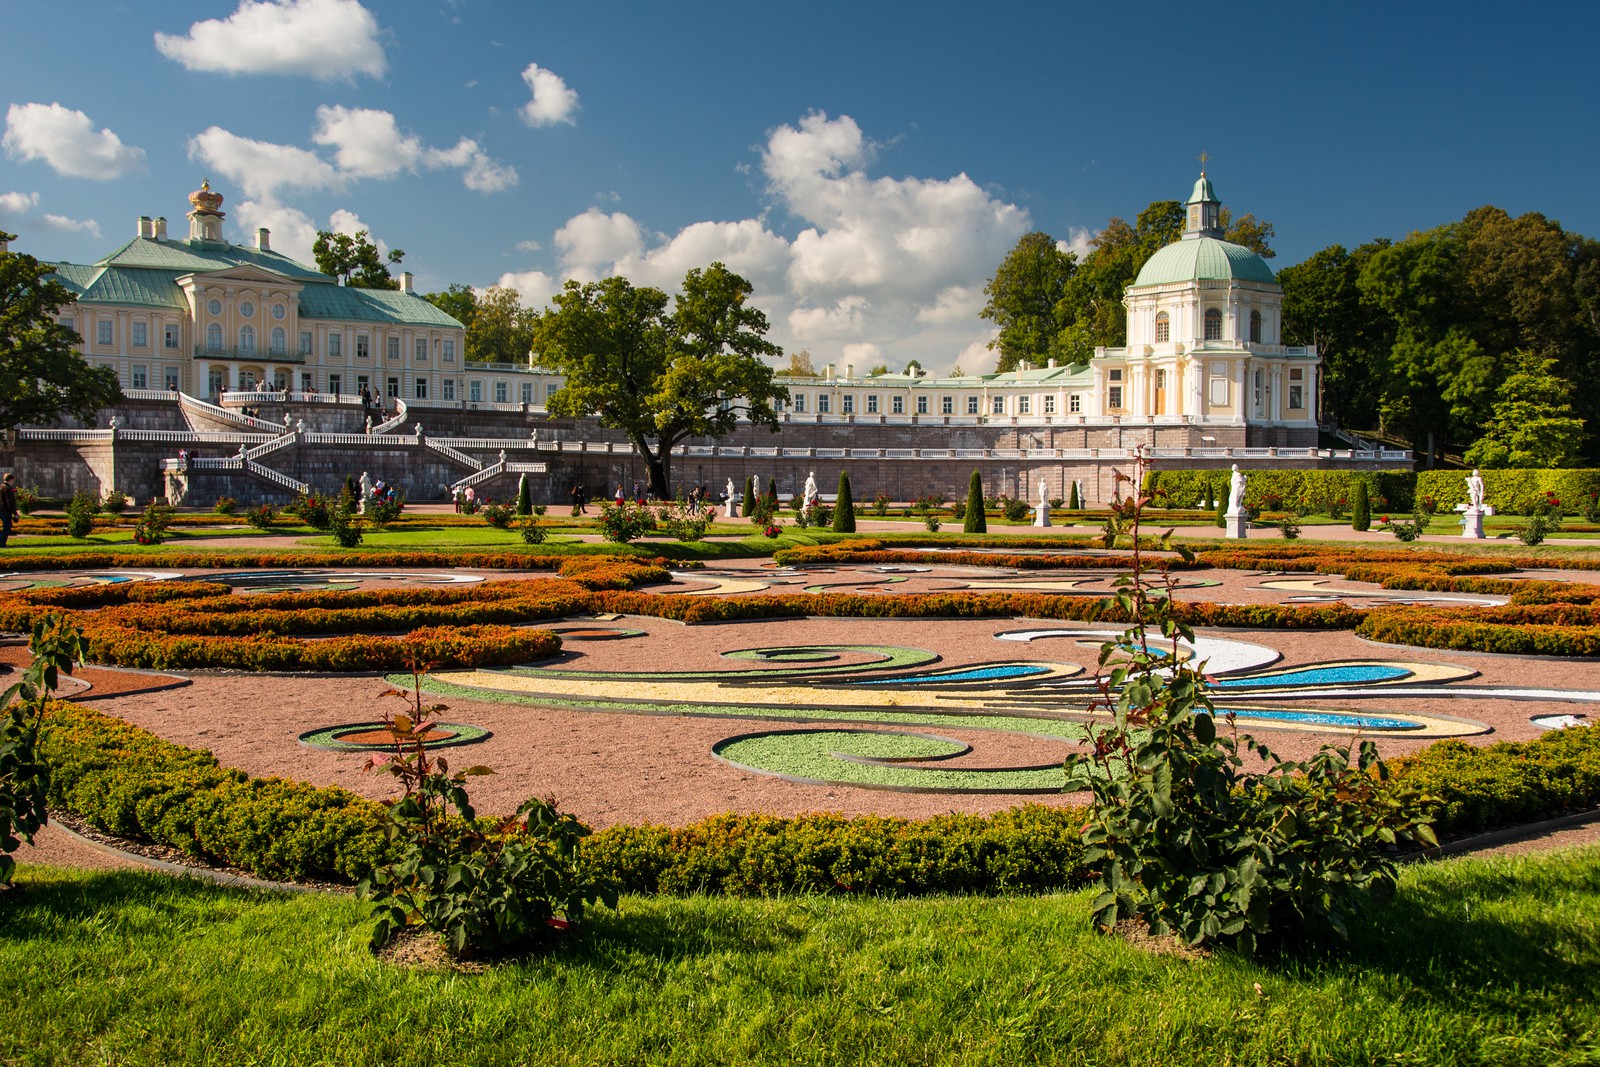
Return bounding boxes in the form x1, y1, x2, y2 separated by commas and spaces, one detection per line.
1226, 464, 1247, 515
359, 471, 371, 514
726, 478, 738, 518
1467, 469, 1485, 510
1038, 479, 1049, 508
802, 471, 818, 517
1034, 478, 1052, 528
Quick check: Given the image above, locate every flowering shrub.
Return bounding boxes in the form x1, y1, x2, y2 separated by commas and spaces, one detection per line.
213, 496, 237, 516
101, 488, 129, 515
480, 500, 514, 530
132, 501, 173, 545
246, 503, 277, 530
597, 502, 657, 543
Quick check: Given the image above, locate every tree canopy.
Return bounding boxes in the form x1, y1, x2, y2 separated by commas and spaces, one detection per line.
532, 262, 786, 496
1281, 206, 1600, 465
0, 232, 121, 431
981, 202, 1276, 372
313, 229, 404, 289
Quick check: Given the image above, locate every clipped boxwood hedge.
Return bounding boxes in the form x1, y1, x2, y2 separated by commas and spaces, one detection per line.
1145, 469, 1415, 512
1415, 468, 1600, 515
36, 699, 1600, 892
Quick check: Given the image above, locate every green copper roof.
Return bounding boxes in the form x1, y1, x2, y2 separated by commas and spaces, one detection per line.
47, 263, 187, 308
1189, 174, 1218, 205
98, 235, 330, 280
297, 284, 463, 327
1132, 236, 1276, 287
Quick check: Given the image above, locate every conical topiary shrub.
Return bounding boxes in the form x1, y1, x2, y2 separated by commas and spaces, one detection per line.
1215, 492, 1226, 528
964, 470, 987, 533
1068, 480, 1080, 511
516, 473, 532, 516
1352, 479, 1371, 532
833, 472, 856, 532
742, 475, 754, 519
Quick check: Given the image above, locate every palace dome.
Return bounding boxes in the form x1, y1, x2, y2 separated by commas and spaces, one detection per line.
1132, 236, 1276, 287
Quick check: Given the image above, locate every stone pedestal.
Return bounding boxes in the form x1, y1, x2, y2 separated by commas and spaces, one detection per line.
1033, 503, 1051, 528
727, 498, 740, 520
1225, 511, 1249, 539
1461, 507, 1484, 539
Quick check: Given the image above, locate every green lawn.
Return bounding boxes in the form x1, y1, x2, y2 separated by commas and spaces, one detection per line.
2, 848, 1595, 1066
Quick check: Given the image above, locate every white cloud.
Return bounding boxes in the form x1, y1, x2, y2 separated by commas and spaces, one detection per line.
516, 239, 543, 253
2, 103, 146, 179
189, 126, 340, 199
192, 109, 515, 200
554, 209, 646, 278
841, 342, 881, 366
521, 112, 1033, 374
493, 269, 561, 311
520, 62, 579, 127
0, 190, 100, 236
312, 105, 423, 178
154, 0, 386, 79
1058, 227, 1096, 261
233, 199, 320, 264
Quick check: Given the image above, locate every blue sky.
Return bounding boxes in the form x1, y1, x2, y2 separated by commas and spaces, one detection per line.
3, 0, 1597, 375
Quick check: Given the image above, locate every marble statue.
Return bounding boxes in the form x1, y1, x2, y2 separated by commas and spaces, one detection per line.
359, 471, 371, 514
1038, 479, 1049, 508
802, 471, 818, 516
1467, 469, 1485, 509
498, 449, 507, 466
364, 416, 373, 435
726, 478, 738, 518
295, 418, 306, 434
414, 423, 424, 437
1227, 464, 1247, 515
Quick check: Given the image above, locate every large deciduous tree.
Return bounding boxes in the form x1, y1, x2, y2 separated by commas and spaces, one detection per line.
0, 232, 121, 431
981, 231, 1077, 374
423, 283, 478, 331
467, 285, 537, 364
313, 229, 404, 289
1464, 352, 1586, 469
533, 263, 786, 497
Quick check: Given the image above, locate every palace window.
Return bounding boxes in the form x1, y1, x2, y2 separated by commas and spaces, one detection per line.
300, 331, 313, 356
415, 379, 429, 400
165, 324, 180, 349
443, 340, 456, 362
916, 395, 928, 415
1155, 312, 1170, 343
469, 380, 483, 402
993, 396, 1005, 414
1289, 385, 1303, 409
131, 365, 147, 388
165, 368, 180, 389
1044, 395, 1056, 414
842, 395, 854, 414
1249, 310, 1262, 343
329, 374, 342, 395
1108, 386, 1123, 409
270, 327, 286, 355
941, 396, 953, 414
866, 394, 879, 414
97, 320, 113, 346
416, 338, 428, 362
817, 394, 830, 413
1204, 308, 1223, 341
967, 396, 979, 414
356, 334, 370, 359
301, 372, 313, 392
442, 378, 455, 401
1109, 367, 1122, 381
131, 322, 148, 348
793, 394, 806, 412
892, 395, 903, 414
239, 301, 254, 319
206, 324, 223, 351
239, 325, 255, 352
495, 381, 509, 403
387, 337, 400, 361
1069, 393, 1082, 413
1018, 396, 1031, 415
329, 333, 342, 357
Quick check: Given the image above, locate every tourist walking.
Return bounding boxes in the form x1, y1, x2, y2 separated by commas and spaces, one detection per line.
0, 474, 18, 548
571, 483, 586, 515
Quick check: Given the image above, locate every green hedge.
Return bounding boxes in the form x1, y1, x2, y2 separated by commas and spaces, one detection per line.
1144, 469, 1415, 512
34, 700, 1600, 892
1415, 469, 1600, 515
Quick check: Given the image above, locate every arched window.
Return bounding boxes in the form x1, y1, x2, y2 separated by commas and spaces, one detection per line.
1155, 312, 1170, 343
1204, 308, 1222, 341
270, 327, 287, 355
206, 324, 223, 352
1249, 310, 1262, 344
240, 325, 256, 352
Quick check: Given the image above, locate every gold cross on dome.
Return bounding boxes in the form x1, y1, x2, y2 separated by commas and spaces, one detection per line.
1198, 151, 1209, 173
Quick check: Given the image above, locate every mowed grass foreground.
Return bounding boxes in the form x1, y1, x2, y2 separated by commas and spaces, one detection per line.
1, 850, 1596, 1067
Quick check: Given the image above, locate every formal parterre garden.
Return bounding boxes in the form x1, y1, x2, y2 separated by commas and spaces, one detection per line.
3, 483, 1599, 1065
